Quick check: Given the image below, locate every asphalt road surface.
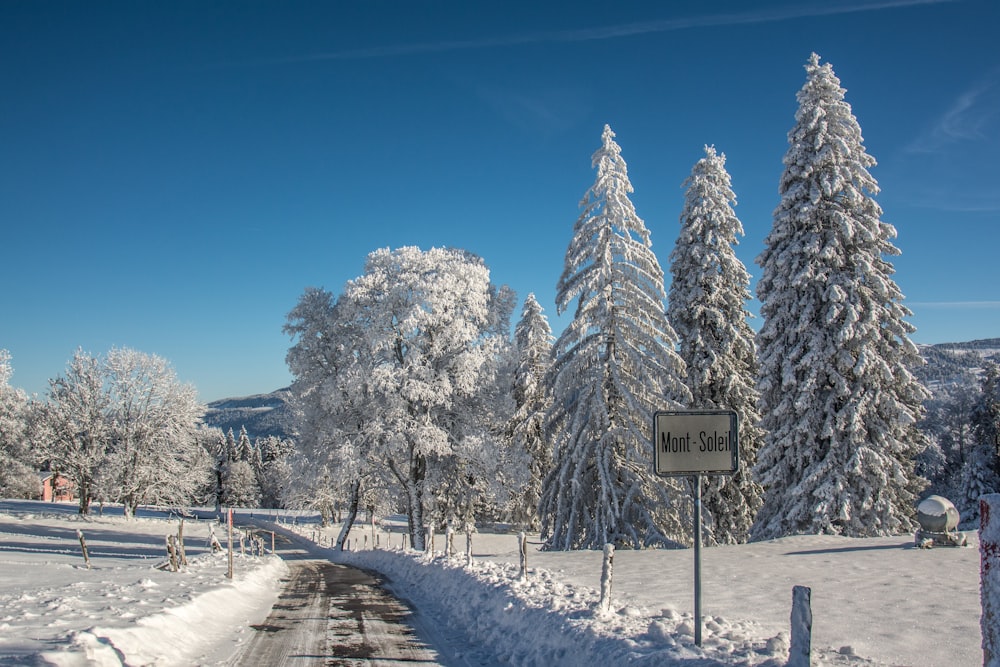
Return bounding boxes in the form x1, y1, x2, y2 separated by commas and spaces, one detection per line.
227, 529, 443, 666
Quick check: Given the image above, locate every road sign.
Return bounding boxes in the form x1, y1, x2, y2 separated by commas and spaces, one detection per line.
653, 409, 740, 647
653, 410, 739, 476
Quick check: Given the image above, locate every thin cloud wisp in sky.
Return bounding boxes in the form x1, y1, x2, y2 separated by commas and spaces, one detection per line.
239, 0, 957, 65
906, 66, 1000, 154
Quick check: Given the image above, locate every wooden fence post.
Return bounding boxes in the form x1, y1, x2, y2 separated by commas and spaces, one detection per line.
788, 585, 812, 667
599, 543, 615, 615
76, 529, 91, 569
166, 535, 179, 572
226, 508, 233, 580
981, 494, 1000, 667
177, 519, 188, 567
518, 532, 527, 581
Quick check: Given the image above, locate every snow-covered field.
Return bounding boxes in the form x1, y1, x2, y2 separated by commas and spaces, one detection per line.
0, 501, 286, 666
323, 522, 982, 667
0, 500, 984, 666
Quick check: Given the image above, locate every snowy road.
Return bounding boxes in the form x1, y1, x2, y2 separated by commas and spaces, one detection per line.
228, 529, 443, 666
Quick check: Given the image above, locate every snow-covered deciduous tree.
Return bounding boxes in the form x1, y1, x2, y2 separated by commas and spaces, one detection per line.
752, 55, 929, 539
101, 347, 206, 517
40, 348, 209, 515
286, 247, 515, 551
0, 350, 38, 498
286, 286, 385, 545
540, 125, 690, 550
505, 293, 554, 530
41, 349, 111, 514
668, 146, 764, 544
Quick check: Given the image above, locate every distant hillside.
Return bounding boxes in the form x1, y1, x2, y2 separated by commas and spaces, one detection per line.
200, 338, 998, 440
202, 388, 294, 440
915, 337, 1000, 391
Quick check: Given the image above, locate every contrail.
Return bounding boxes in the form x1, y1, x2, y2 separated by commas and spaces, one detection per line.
240, 0, 958, 65
909, 301, 1000, 309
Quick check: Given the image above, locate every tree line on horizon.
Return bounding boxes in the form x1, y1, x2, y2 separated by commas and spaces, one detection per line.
2, 54, 998, 548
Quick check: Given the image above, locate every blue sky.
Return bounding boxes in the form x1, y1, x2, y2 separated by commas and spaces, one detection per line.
2, 0, 998, 402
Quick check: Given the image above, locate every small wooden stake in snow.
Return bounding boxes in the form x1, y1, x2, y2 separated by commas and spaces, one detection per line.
226, 508, 234, 580
76, 529, 90, 569
518, 532, 528, 581
599, 543, 614, 615
981, 494, 1000, 667
209, 524, 222, 552
466, 529, 473, 568
166, 534, 179, 572
177, 519, 188, 567
788, 585, 812, 667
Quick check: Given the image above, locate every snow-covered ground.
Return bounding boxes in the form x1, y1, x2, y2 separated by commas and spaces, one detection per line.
0, 501, 286, 666
307, 520, 983, 667
0, 500, 984, 666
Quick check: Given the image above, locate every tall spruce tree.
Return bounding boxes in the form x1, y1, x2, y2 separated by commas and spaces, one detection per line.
507, 293, 554, 530
753, 54, 929, 539
668, 146, 764, 544
539, 125, 690, 550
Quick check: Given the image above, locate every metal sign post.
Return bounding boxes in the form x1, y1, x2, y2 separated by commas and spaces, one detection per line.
653, 410, 739, 648
693, 472, 702, 646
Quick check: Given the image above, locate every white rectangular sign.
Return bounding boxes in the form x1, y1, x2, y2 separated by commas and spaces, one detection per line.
654, 410, 739, 476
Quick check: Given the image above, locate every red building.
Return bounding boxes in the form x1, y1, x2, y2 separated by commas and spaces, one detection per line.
39, 473, 74, 503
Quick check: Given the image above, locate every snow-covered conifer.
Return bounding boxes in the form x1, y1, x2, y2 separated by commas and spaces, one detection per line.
919, 381, 979, 499
959, 362, 1000, 523
255, 435, 294, 509
752, 55, 929, 539
221, 459, 261, 507
973, 363, 1000, 470
506, 293, 554, 529
217, 426, 262, 508
540, 125, 690, 550
668, 146, 764, 544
